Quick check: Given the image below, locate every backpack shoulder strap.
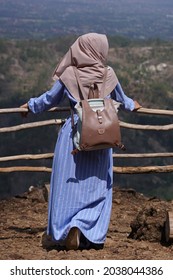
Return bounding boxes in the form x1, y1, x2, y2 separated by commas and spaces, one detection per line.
99, 67, 108, 98
73, 66, 86, 100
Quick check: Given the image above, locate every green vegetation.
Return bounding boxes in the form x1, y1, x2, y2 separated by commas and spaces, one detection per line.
0, 36, 173, 200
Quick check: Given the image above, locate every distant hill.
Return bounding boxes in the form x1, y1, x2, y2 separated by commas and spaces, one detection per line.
0, 0, 173, 40
0, 36, 173, 200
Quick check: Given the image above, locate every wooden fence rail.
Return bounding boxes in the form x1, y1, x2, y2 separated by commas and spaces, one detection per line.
1, 119, 173, 133
1, 152, 173, 163
1, 165, 173, 174
113, 165, 173, 174
0, 107, 70, 114
1, 107, 173, 133
0, 106, 173, 174
1, 106, 173, 116
0, 119, 65, 133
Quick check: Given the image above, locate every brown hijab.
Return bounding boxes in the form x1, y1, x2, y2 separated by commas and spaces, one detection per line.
53, 33, 118, 101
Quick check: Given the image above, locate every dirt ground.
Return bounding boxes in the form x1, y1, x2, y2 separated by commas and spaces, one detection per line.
0, 185, 173, 260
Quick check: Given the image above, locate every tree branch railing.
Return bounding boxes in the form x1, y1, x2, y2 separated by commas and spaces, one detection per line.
1, 119, 173, 133
1, 107, 173, 133
1, 165, 173, 174
0, 119, 65, 133
0, 106, 173, 116
0, 106, 70, 114
1, 152, 173, 163
0, 106, 173, 174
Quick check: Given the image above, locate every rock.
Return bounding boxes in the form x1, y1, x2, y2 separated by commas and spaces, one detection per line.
129, 206, 167, 242
156, 63, 167, 72
147, 65, 156, 72
145, 63, 167, 73
27, 184, 50, 203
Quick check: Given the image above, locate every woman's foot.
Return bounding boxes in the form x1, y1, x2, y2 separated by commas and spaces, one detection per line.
41, 231, 58, 248
65, 227, 80, 250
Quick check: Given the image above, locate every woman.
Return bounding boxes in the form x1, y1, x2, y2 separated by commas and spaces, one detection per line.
21, 33, 141, 250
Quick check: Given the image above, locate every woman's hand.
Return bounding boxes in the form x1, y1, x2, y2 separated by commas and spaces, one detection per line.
20, 103, 29, 117
133, 100, 142, 111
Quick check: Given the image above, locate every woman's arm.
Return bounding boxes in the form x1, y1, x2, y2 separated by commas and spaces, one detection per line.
111, 82, 142, 111
20, 80, 65, 114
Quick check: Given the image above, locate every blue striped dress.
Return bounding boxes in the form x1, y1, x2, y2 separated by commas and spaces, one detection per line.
28, 80, 134, 244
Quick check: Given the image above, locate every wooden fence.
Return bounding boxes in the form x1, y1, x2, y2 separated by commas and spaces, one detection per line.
0, 106, 173, 174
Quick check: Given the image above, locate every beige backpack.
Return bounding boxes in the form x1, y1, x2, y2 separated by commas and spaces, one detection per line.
71, 67, 125, 155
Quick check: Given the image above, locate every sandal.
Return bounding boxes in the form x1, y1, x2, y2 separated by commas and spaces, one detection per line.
65, 227, 80, 250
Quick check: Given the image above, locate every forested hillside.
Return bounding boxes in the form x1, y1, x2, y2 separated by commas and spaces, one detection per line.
0, 36, 173, 200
